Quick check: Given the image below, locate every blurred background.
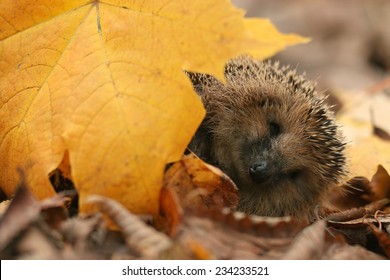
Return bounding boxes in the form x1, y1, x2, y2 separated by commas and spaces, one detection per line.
233, 0, 390, 92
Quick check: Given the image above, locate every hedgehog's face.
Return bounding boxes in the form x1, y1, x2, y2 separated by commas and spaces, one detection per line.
188, 56, 346, 218
213, 101, 313, 187
211, 94, 343, 216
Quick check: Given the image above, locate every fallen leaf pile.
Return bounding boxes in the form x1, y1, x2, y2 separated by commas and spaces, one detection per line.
1, 0, 390, 260
0, 155, 389, 260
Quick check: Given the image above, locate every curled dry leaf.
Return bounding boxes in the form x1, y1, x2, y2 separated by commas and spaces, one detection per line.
325, 199, 390, 256
160, 154, 239, 236
59, 213, 122, 260
163, 154, 239, 210
367, 165, 390, 201
87, 195, 172, 259
329, 214, 390, 229
326, 165, 390, 212
327, 198, 390, 225
204, 209, 306, 239
3, 221, 64, 260
39, 195, 70, 230
0, 176, 70, 259
326, 176, 372, 211
281, 220, 384, 259
0, 180, 40, 251
174, 209, 306, 260
61, 213, 104, 248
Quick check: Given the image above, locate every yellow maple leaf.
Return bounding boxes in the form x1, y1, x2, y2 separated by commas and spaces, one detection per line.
0, 0, 308, 215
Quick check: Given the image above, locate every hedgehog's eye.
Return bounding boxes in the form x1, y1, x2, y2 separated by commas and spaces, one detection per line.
289, 170, 301, 180
269, 121, 281, 137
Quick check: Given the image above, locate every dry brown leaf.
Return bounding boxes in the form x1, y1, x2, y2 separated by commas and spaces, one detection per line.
0, 185, 69, 259
39, 196, 70, 230
326, 199, 390, 254
206, 210, 306, 239
327, 199, 390, 224
174, 209, 306, 260
0, 178, 40, 251
61, 214, 104, 247
326, 176, 372, 211
281, 220, 384, 259
162, 154, 239, 211
326, 165, 390, 213
87, 195, 171, 259
367, 165, 390, 201
159, 154, 239, 238
6, 222, 63, 260
329, 215, 390, 229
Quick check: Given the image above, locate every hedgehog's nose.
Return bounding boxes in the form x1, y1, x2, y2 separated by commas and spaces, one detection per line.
249, 161, 270, 183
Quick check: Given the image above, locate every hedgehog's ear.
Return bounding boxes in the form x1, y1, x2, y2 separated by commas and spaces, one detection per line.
184, 71, 222, 95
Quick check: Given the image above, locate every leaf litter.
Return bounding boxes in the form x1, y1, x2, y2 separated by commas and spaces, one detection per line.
0, 156, 389, 260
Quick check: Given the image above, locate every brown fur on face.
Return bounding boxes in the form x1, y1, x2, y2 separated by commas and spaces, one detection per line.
187, 56, 346, 220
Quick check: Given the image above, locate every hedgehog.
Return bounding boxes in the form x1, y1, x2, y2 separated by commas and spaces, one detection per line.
186, 56, 346, 220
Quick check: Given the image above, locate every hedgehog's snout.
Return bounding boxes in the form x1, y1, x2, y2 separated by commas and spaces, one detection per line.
249, 161, 269, 183
246, 140, 281, 184
247, 146, 286, 184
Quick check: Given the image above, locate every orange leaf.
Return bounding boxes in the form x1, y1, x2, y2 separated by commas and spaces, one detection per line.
159, 186, 183, 236
163, 154, 239, 210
